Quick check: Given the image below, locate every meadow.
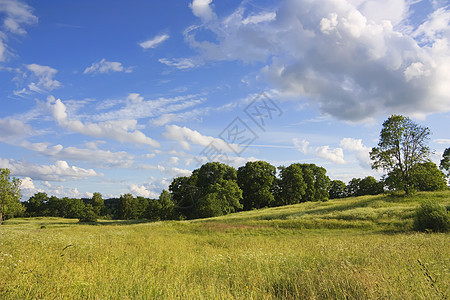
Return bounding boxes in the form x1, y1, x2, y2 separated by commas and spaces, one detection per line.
1, 191, 449, 299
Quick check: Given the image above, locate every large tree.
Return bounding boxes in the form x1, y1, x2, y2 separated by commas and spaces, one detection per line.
0, 168, 23, 225
237, 161, 276, 210
370, 115, 431, 194
278, 164, 307, 205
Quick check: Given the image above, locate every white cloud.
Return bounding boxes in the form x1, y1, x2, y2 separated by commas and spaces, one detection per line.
340, 137, 372, 168
0, 0, 37, 61
84, 58, 133, 74
315, 146, 346, 164
182, 0, 450, 122
163, 124, 238, 152
26, 64, 61, 92
189, 0, 216, 22
0, 118, 31, 141
47, 97, 160, 147
139, 33, 170, 49
129, 184, 159, 198
293, 138, 345, 164
242, 12, 276, 25
435, 139, 450, 144
20, 177, 35, 190
93, 93, 205, 122
158, 58, 197, 69
0, 157, 99, 181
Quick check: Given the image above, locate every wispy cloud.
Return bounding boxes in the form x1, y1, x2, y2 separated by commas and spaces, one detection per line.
139, 33, 169, 49
84, 58, 133, 74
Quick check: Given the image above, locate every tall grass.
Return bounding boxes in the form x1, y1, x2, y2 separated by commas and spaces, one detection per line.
1, 191, 449, 299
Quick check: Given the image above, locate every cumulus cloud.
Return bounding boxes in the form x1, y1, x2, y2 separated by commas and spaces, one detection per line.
84, 58, 133, 74
139, 33, 170, 49
47, 97, 160, 147
163, 124, 239, 152
130, 184, 159, 198
340, 137, 372, 168
0, 157, 99, 181
189, 0, 216, 22
182, 0, 450, 121
293, 138, 345, 164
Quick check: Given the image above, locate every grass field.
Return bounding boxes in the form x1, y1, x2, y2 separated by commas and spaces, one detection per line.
1, 191, 449, 299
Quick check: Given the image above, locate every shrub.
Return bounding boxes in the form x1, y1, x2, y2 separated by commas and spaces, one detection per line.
413, 201, 450, 232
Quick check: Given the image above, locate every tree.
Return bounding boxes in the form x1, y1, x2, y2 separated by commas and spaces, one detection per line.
410, 162, 447, 191
0, 168, 23, 225
329, 180, 346, 199
195, 179, 243, 218
91, 192, 106, 216
158, 189, 175, 220
116, 193, 136, 220
278, 164, 306, 205
370, 115, 431, 194
345, 178, 361, 197
25, 192, 49, 217
440, 147, 450, 178
237, 161, 276, 210
357, 176, 384, 196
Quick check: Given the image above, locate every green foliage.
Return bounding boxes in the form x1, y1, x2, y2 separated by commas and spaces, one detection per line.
357, 176, 384, 196
414, 200, 450, 232
90, 192, 106, 216
79, 204, 98, 223
411, 162, 447, 191
278, 164, 306, 205
345, 178, 361, 197
0, 168, 23, 224
158, 189, 175, 220
237, 161, 276, 210
329, 180, 346, 199
195, 179, 243, 218
439, 147, 450, 178
370, 115, 431, 194
25, 192, 48, 217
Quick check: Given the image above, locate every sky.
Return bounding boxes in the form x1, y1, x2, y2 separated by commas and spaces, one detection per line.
0, 0, 449, 200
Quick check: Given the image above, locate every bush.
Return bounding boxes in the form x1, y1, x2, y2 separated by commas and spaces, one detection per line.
413, 201, 450, 232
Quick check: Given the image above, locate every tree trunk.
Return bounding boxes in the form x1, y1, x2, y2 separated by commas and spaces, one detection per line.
0, 210, 3, 226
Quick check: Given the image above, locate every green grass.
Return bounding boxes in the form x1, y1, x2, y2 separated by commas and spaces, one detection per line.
1, 191, 449, 299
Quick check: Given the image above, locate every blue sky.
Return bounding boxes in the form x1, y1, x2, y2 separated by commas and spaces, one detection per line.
0, 0, 449, 199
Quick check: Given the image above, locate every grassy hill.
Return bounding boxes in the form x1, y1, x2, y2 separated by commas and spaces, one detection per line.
1, 191, 449, 299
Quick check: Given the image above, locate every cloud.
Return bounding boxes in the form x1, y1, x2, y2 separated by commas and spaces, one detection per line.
47, 97, 160, 147
315, 146, 346, 164
129, 184, 159, 198
0, 0, 37, 61
293, 138, 345, 164
189, 0, 216, 22
26, 64, 61, 92
83, 58, 133, 74
435, 139, 450, 144
158, 57, 197, 69
0, 157, 99, 181
0, 118, 32, 141
92, 93, 205, 122
182, 0, 450, 122
20, 141, 134, 168
340, 137, 372, 168
139, 33, 170, 49
20, 176, 35, 189
163, 124, 238, 152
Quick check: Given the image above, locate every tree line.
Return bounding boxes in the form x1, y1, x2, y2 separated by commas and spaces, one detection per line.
0, 115, 449, 224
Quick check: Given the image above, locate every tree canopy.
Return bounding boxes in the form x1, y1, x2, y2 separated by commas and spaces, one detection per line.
370, 115, 431, 194
0, 168, 23, 225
